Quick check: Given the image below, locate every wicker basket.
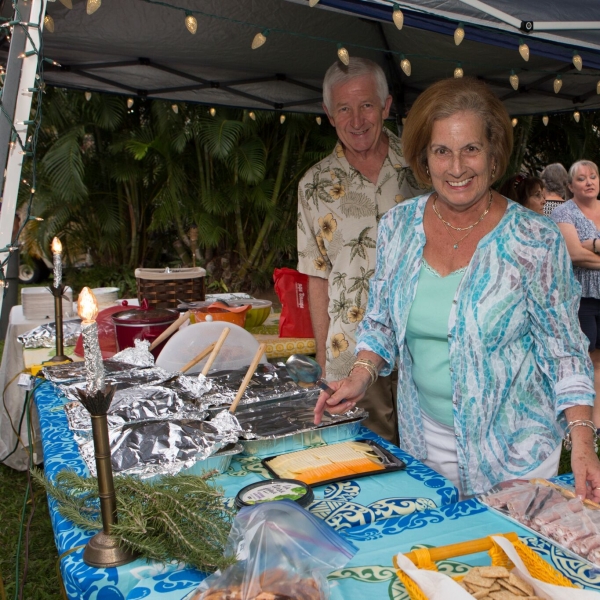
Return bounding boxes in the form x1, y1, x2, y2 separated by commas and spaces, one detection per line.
393, 532, 577, 600
135, 267, 206, 309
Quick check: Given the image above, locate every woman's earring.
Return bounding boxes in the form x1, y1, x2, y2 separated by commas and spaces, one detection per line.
491, 164, 496, 178
425, 165, 430, 178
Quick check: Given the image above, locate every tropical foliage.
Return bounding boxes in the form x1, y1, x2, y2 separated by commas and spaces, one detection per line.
20, 89, 338, 292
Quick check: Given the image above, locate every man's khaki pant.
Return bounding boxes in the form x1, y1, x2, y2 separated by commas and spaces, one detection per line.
356, 370, 398, 445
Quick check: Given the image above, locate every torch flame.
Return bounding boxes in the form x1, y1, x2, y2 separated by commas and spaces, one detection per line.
51, 237, 62, 254
77, 287, 99, 322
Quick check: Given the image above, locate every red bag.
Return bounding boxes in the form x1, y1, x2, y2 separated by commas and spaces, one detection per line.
273, 268, 315, 338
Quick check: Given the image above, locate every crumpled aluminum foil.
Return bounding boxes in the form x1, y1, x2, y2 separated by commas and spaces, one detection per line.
42, 359, 136, 384
201, 363, 308, 407
111, 339, 155, 367
165, 373, 212, 404
210, 409, 243, 439
227, 393, 367, 440
80, 419, 235, 477
18, 319, 82, 349
64, 385, 208, 432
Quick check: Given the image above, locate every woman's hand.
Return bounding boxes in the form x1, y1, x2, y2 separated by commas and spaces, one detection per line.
313, 368, 371, 425
570, 434, 600, 502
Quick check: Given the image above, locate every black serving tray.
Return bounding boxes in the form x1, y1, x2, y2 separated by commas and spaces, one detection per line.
261, 439, 406, 488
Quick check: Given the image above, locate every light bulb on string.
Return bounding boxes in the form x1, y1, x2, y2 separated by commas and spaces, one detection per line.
85, 91, 92, 101
553, 74, 562, 94
210, 107, 216, 117
185, 12, 197, 35
454, 63, 463, 78
509, 70, 519, 91
572, 50, 583, 71
392, 4, 404, 30
597, 80, 600, 94
511, 118, 518, 127
86, 0, 101, 15
518, 39, 529, 61
400, 54, 411, 76
251, 29, 269, 50
127, 97, 134, 109
337, 43, 350, 66
280, 114, 286, 124
44, 15, 54, 33
171, 104, 178, 114
316, 116, 322, 125
59, 0, 72, 8
309, 0, 320, 6
542, 115, 549, 126
454, 23, 465, 46
574, 110, 581, 123
248, 111, 256, 120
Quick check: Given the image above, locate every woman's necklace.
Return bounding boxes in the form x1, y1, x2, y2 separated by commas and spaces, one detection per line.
432, 190, 494, 250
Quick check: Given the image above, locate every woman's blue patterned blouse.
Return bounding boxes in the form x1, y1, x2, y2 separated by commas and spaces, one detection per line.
356, 193, 594, 495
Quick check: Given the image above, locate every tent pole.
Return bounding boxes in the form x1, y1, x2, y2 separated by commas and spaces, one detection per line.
0, 0, 47, 325
455, 0, 521, 29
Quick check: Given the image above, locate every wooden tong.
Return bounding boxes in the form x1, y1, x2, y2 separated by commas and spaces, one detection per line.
229, 343, 266, 414
149, 310, 191, 351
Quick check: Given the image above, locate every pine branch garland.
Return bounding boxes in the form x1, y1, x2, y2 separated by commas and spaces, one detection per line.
32, 468, 235, 572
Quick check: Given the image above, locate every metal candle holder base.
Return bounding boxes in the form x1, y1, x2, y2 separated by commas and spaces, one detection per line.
76, 384, 138, 568
48, 283, 72, 363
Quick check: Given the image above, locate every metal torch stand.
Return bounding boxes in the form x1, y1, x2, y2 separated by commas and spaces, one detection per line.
47, 283, 72, 363
77, 385, 137, 568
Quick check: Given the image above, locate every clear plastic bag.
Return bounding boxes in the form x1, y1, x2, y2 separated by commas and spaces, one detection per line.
191, 499, 358, 600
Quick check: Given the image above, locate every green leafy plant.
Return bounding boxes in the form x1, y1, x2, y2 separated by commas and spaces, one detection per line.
31, 468, 235, 572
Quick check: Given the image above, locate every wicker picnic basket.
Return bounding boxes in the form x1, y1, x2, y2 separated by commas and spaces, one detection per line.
135, 267, 206, 309
393, 532, 577, 600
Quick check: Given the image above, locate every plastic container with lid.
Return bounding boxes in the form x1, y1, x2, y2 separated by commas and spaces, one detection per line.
111, 302, 179, 358
235, 479, 313, 510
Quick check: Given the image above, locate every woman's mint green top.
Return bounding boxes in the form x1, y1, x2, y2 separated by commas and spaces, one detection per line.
405, 260, 465, 427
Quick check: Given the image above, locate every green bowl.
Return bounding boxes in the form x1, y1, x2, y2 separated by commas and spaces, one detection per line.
231, 299, 272, 329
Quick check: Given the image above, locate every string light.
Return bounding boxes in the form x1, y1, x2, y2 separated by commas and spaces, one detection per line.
542, 115, 549, 126
511, 118, 518, 127
597, 80, 600, 94
127, 97, 134, 108
316, 116, 321, 125
185, 12, 197, 34
280, 114, 286, 124
509, 70, 519, 91
85, 91, 92, 101
553, 74, 562, 94
400, 54, 411, 76
86, 0, 101, 15
454, 23, 465, 46
209, 107, 216, 117
574, 110, 581, 123
518, 39, 530, 61
171, 104, 178, 113
251, 29, 269, 50
454, 63, 463, 78
59, 0, 72, 7
337, 43, 350, 66
392, 4, 404, 30
572, 51, 583, 71
309, 0, 320, 6
248, 111, 256, 120
44, 15, 54, 33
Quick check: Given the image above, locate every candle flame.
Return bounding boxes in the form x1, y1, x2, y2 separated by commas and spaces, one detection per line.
78, 287, 99, 322
51, 237, 62, 254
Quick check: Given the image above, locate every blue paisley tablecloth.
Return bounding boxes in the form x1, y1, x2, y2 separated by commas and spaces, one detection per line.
35, 380, 458, 600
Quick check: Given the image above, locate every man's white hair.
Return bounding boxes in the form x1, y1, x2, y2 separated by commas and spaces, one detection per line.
322, 58, 389, 113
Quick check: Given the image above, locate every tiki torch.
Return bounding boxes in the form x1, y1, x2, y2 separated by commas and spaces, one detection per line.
48, 237, 71, 362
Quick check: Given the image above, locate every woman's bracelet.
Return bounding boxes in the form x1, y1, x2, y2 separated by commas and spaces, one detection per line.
564, 419, 599, 452
350, 358, 379, 387
594, 238, 599, 254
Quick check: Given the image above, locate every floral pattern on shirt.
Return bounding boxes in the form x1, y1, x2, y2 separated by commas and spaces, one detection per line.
357, 194, 594, 495
297, 130, 423, 379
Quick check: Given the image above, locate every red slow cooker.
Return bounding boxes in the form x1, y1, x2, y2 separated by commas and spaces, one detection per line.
111, 304, 179, 358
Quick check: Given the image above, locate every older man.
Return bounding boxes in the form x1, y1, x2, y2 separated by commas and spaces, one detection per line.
297, 58, 422, 442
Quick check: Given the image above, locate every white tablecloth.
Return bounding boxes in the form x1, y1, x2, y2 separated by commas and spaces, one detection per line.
0, 305, 48, 470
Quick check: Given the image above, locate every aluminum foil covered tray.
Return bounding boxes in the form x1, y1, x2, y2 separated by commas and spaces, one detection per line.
217, 395, 367, 457
42, 359, 139, 384
201, 363, 308, 407
80, 419, 240, 479
64, 385, 208, 432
